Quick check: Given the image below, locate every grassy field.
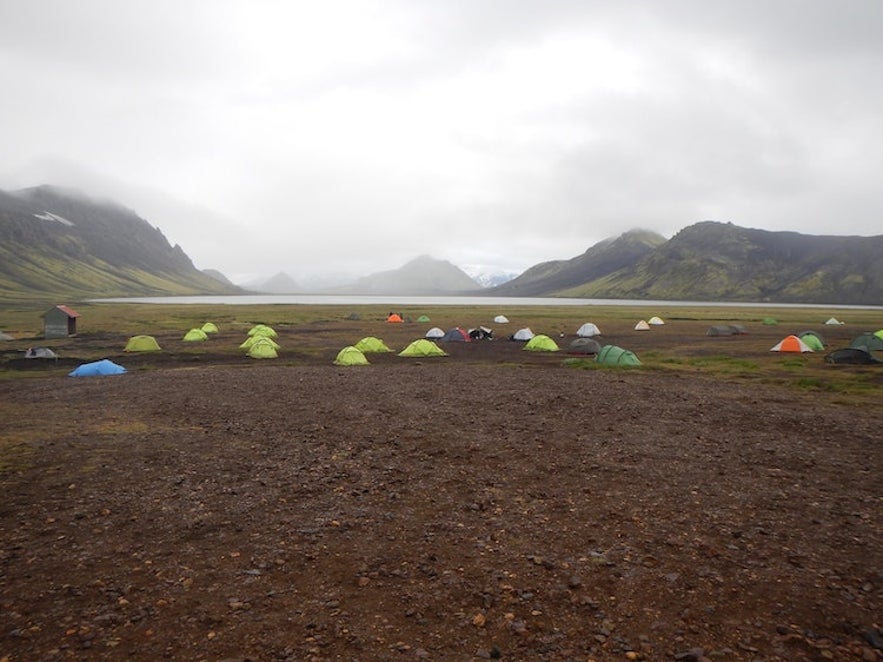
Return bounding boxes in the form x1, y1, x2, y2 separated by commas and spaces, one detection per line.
1, 299, 881, 402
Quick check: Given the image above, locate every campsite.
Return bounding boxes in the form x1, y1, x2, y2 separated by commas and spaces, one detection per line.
1, 301, 881, 661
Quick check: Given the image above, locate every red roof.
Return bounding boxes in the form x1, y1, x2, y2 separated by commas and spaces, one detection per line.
53, 305, 80, 318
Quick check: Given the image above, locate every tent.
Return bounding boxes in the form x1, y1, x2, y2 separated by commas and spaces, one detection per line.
850, 332, 883, 352
825, 347, 880, 365
25, 347, 58, 359
770, 335, 814, 353
440, 327, 470, 342
398, 339, 448, 357
386, 313, 403, 323
576, 322, 601, 337
797, 331, 825, 351
240, 335, 280, 350
182, 328, 209, 342
355, 336, 392, 353
876, 330, 883, 341
596, 345, 641, 366
124, 335, 161, 352
510, 327, 534, 341
825, 317, 844, 325
0, 331, 14, 341
648, 316, 665, 325
248, 324, 277, 338
346, 312, 361, 321
417, 315, 431, 322
469, 327, 493, 340
762, 317, 779, 326
425, 327, 445, 339
247, 338, 279, 359
567, 337, 601, 354
334, 346, 369, 366
68, 359, 127, 377
728, 324, 748, 334
494, 315, 509, 324
707, 325, 736, 336
201, 322, 219, 334
634, 320, 651, 330
523, 334, 559, 352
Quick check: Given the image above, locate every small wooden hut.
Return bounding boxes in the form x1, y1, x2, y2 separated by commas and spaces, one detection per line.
43, 305, 80, 339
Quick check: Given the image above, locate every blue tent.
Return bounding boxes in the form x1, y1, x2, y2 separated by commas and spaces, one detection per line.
68, 359, 127, 377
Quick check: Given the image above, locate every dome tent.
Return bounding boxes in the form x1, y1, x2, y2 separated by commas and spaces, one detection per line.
634, 320, 651, 330
334, 346, 370, 366
648, 316, 665, 325
494, 315, 509, 324
240, 335, 280, 350
440, 327, 470, 342
510, 327, 534, 341
398, 339, 448, 357
25, 346, 58, 359
124, 335, 161, 352
69, 359, 127, 377
797, 331, 825, 351
355, 337, 392, 353
568, 337, 601, 354
201, 322, 219, 334
596, 345, 641, 366
425, 327, 445, 339
770, 335, 813, 353
576, 322, 601, 337
524, 334, 559, 352
247, 337, 279, 359
248, 324, 277, 338
182, 328, 208, 342
417, 315, 431, 322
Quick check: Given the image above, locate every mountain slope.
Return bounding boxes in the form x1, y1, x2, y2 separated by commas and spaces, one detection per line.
329, 255, 481, 295
558, 221, 883, 304
488, 229, 666, 296
0, 185, 240, 300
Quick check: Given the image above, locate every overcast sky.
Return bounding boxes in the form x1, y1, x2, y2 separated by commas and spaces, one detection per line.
1, 1, 881, 284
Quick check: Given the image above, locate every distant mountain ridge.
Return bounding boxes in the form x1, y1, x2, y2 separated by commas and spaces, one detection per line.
327, 255, 481, 295
495, 221, 883, 304
0, 185, 240, 300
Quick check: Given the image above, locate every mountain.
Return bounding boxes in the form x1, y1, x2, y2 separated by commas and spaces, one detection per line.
0, 185, 240, 300
544, 222, 883, 304
460, 264, 520, 288
328, 255, 481, 295
248, 272, 302, 294
487, 229, 666, 297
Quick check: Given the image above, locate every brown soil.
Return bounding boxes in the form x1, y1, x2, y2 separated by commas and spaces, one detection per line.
1, 322, 881, 661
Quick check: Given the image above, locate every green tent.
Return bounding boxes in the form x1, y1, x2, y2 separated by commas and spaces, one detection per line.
355, 336, 393, 353
201, 322, 219, 334
398, 339, 448, 357
248, 324, 277, 338
797, 332, 824, 352
595, 344, 642, 366
762, 317, 779, 326
875, 330, 883, 341
334, 346, 370, 366
182, 328, 209, 342
850, 332, 883, 352
417, 315, 431, 322
523, 334, 559, 352
247, 337, 279, 359
124, 335, 161, 352
240, 335, 280, 350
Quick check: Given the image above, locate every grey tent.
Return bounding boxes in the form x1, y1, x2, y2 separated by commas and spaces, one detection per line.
850, 332, 883, 352
568, 337, 601, 354
707, 325, 736, 336
825, 347, 880, 365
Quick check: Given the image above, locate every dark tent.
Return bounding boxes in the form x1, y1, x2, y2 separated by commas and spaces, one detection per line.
825, 348, 880, 365
568, 337, 602, 354
440, 327, 470, 342
707, 326, 736, 336
468, 327, 493, 340
850, 332, 883, 352
728, 324, 748, 334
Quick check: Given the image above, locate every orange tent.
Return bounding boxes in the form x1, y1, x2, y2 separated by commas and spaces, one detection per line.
386, 313, 403, 323
770, 335, 814, 353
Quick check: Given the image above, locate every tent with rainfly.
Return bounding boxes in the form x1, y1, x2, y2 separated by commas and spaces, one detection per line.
523, 334, 559, 352
568, 337, 601, 354
770, 335, 814, 353
240, 335, 280, 350
648, 316, 665, 325
576, 322, 601, 337
182, 328, 209, 342
417, 315, 431, 322
596, 345, 641, 366
634, 320, 651, 330
824, 317, 844, 325
25, 347, 58, 359
398, 339, 448, 357
124, 335, 161, 352
201, 322, 219, 334
247, 337, 279, 359
425, 327, 445, 339
511, 327, 534, 341
494, 315, 509, 324
797, 331, 825, 351
248, 324, 277, 338
355, 336, 392, 353
68, 359, 127, 377
334, 346, 369, 366
850, 332, 883, 352
386, 313, 403, 323
825, 347, 880, 365
440, 327, 470, 342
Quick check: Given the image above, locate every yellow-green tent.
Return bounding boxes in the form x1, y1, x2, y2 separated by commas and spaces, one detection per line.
240, 335, 280, 351
523, 334, 559, 352
248, 324, 277, 338
355, 336, 393, 353
183, 328, 209, 342
334, 346, 370, 366
124, 335, 161, 352
247, 338, 278, 359
201, 322, 219, 334
398, 339, 447, 357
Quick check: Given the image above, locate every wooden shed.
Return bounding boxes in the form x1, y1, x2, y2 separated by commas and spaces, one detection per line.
43, 305, 80, 339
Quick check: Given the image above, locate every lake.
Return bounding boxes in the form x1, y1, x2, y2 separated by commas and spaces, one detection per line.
90, 294, 883, 310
